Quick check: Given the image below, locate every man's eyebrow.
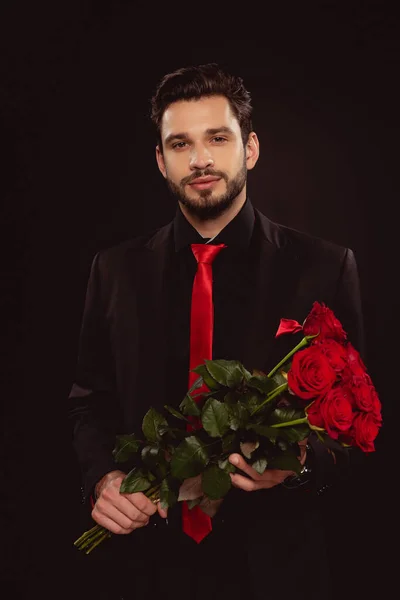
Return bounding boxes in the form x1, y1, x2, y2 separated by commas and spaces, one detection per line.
164, 132, 189, 146
164, 126, 235, 146
205, 126, 235, 136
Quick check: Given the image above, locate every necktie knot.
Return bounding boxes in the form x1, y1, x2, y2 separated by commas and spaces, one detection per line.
191, 243, 226, 264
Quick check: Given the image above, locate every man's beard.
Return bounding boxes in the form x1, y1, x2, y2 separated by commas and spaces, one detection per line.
165, 158, 247, 220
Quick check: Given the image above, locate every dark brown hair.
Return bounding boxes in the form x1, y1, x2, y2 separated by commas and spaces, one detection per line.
150, 63, 253, 151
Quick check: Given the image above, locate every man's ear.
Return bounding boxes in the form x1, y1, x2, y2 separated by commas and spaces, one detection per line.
245, 132, 260, 171
156, 145, 167, 178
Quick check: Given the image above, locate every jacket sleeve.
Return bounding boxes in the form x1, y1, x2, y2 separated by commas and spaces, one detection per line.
68, 252, 122, 502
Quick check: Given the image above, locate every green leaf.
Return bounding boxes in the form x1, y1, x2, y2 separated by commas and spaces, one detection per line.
187, 497, 203, 510
179, 393, 201, 417
246, 423, 279, 440
112, 434, 141, 463
201, 398, 229, 438
170, 436, 210, 480
159, 427, 189, 442
240, 392, 263, 412
246, 374, 276, 394
198, 496, 224, 517
252, 457, 268, 475
158, 424, 175, 438
227, 402, 249, 431
164, 405, 189, 422
188, 375, 204, 394
141, 444, 161, 467
141, 445, 168, 479
223, 390, 240, 404
191, 364, 221, 390
278, 425, 310, 443
272, 371, 288, 387
120, 468, 152, 494
269, 406, 306, 425
277, 439, 289, 452
201, 464, 232, 500
204, 359, 245, 388
142, 408, 168, 443
240, 440, 259, 459
218, 458, 236, 474
239, 364, 253, 381
159, 478, 178, 510
177, 474, 203, 501
222, 432, 237, 453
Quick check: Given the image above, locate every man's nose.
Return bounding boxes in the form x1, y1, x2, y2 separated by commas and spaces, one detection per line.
189, 146, 214, 170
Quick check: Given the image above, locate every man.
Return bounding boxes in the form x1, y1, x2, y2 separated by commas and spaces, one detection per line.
69, 63, 365, 599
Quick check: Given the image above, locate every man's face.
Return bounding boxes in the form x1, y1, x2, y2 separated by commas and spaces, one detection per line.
156, 95, 253, 220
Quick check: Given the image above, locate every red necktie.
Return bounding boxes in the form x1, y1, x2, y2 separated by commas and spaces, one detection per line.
182, 242, 226, 543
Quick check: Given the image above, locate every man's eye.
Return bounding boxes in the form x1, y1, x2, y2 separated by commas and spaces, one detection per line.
172, 142, 187, 149
212, 137, 227, 143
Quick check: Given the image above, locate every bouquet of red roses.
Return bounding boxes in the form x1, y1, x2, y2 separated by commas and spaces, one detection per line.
276, 303, 382, 452
74, 302, 382, 554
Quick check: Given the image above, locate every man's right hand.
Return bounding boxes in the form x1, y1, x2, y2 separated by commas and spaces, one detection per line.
91, 470, 168, 535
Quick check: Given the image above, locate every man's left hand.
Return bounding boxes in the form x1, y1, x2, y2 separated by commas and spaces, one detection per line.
228, 440, 307, 492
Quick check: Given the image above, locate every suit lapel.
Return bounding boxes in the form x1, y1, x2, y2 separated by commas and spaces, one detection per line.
127, 223, 174, 420
241, 211, 302, 374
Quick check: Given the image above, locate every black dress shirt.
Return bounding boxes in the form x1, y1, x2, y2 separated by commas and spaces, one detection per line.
164, 197, 260, 409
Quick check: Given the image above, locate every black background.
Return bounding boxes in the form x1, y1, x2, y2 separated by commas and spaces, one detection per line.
1, 1, 397, 598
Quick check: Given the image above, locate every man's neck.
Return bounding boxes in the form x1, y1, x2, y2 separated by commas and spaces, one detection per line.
179, 190, 247, 238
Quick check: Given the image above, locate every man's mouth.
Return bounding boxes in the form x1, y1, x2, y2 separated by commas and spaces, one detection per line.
189, 176, 221, 190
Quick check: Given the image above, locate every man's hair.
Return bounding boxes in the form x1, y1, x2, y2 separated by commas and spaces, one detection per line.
150, 63, 253, 151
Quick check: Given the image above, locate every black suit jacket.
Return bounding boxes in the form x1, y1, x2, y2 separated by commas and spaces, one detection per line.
68, 208, 365, 599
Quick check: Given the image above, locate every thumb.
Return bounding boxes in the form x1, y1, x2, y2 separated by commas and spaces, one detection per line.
157, 502, 168, 519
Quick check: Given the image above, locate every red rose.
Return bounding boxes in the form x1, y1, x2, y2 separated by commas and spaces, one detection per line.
275, 318, 303, 338
287, 345, 337, 401
315, 385, 354, 439
350, 411, 381, 452
306, 398, 324, 429
351, 381, 382, 420
303, 302, 347, 343
318, 339, 348, 372
342, 343, 371, 384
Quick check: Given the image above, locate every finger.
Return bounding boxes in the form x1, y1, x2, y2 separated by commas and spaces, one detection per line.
268, 469, 297, 483
124, 492, 158, 517
101, 488, 153, 522
230, 472, 260, 492
230, 468, 295, 491
229, 453, 260, 480
93, 501, 148, 531
91, 512, 134, 535
157, 503, 168, 519
115, 495, 152, 524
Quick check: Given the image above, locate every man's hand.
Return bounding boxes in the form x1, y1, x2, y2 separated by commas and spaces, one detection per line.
228, 439, 308, 491
228, 454, 296, 491
91, 470, 167, 534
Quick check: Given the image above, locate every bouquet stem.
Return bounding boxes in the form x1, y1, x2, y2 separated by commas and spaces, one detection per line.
267, 336, 309, 378
251, 382, 288, 415
271, 417, 308, 428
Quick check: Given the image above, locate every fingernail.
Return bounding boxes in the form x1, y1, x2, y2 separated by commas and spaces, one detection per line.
229, 455, 239, 465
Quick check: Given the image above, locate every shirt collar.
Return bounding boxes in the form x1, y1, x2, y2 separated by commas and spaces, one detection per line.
173, 197, 255, 252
